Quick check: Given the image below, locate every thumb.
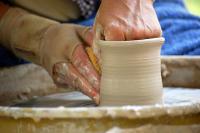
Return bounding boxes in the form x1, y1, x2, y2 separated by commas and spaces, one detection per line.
94, 24, 104, 41
75, 26, 94, 46
92, 24, 104, 64
76, 25, 101, 69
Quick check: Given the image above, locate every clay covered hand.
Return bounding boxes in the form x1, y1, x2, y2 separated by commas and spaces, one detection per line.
94, 0, 162, 41
0, 7, 100, 104
40, 24, 100, 104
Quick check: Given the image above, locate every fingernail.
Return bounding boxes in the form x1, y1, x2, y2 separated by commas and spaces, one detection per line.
88, 88, 100, 105
93, 93, 100, 105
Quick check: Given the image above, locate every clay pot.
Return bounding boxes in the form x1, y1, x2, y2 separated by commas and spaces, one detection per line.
97, 38, 165, 106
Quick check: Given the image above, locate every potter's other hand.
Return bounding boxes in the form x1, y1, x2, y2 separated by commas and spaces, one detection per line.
40, 24, 100, 104
0, 7, 99, 104
94, 0, 162, 41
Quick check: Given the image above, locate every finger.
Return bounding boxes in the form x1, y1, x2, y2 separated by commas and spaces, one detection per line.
104, 24, 125, 41
75, 26, 101, 65
88, 24, 101, 66
74, 25, 101, 77
76, 26, 94, 46
128, 25, 145, 40
53, 62, 100, 104
72, 45, 100, 91
145, 23, 162, 39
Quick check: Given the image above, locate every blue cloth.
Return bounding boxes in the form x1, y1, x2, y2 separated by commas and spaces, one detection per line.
154, 0, 200, 55
0, 47, 28, 66
1, 0, 200, 66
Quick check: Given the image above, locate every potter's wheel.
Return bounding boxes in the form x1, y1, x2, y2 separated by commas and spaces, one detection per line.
10, 87, 200, 107
0, 87, 200, 133
11, 91, 95, 107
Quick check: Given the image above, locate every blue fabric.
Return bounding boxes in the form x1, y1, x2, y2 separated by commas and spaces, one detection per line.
0, 47, 28, 66
154, 0, 200, 55
1, 0, 200, 66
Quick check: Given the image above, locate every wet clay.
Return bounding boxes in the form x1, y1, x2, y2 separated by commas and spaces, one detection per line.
97, 38, 165, 106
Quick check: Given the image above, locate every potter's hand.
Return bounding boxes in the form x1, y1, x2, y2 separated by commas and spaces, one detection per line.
40, 24, 100, 104
0, 6, 100, 104
94, 0, 162, 41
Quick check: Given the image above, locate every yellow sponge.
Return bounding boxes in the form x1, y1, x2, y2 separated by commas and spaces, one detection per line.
86, 47, 101, 74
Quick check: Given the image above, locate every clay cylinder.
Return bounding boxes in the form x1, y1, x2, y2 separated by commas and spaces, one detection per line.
98, 38, 165, 106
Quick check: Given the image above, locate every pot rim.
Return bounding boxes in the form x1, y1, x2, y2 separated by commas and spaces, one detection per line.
96, 37, 165, 47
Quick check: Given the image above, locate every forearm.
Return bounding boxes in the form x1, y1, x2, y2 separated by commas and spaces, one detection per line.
0, 5, 58, 65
